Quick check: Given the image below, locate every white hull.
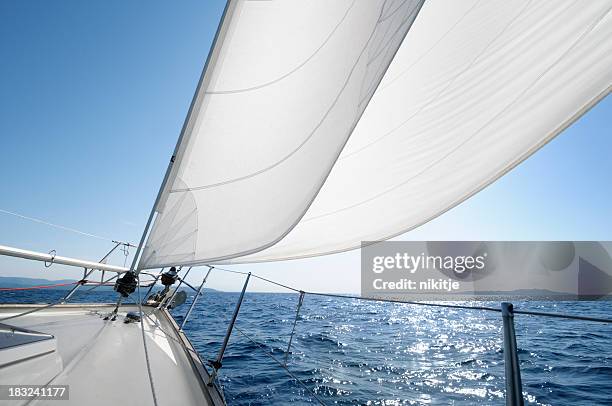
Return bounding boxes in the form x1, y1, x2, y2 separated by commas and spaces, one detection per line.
0, 304, 225, 406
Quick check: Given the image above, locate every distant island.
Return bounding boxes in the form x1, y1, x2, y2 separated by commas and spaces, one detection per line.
0, 276, 219, 292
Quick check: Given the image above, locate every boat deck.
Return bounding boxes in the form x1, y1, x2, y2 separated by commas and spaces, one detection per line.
0, 304, 224, 406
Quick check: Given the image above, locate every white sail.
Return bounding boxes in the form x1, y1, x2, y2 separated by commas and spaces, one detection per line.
139, 0, 424, 268
229, 0, 612, 263
140, 0, 612, 269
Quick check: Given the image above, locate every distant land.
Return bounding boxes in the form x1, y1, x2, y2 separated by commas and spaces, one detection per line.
468, 288, 611, 299
0, 276, 219, 292
0, 276, 77, 289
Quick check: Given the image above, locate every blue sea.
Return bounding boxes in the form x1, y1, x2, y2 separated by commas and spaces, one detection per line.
2, 289, 611, 405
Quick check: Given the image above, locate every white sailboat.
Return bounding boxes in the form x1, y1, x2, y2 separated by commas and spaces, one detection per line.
1, 0, 611, 405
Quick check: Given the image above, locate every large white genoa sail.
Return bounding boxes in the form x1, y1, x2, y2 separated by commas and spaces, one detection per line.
139, 0, 424, 268
140, 0, 612, 269
232, 0, 612, 263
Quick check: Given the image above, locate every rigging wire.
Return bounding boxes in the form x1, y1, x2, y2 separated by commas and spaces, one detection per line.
252, 274, 301, 293
121, 244, 130, 268
0, 273, 155, 322
209, 266, 612, 324
0, 237, 136, 321
3, 259, 609, 406
285, 291, 305, 365
512, 309, 612, 324
195, 266, 610, 404
0, 269, 157, 405
233, 325, 327, 406
208, 266, 302, 292
0, 208, 115, 243
0, 275, 113, 322
0, 282, 78, 291
83, 274, 119, 291
143, 313, 187, 347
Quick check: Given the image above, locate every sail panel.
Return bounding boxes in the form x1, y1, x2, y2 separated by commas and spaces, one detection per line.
139, 0, 424, 268
226, 0, 612, 263
142, 0, 611, 268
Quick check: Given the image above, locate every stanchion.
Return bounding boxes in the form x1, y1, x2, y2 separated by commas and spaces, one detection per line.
501, 302, 524, 406
207, 272, 251, 385
180, 266, 213, 331
284, 291, 305, 365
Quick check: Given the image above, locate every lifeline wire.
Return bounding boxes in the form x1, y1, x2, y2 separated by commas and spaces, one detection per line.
233, 325, 327, 406
209, 266, 612, 324
0, 275, 116, 322
0, 282, 78, 291
0, 273, 155, 322
197, 265, 611, 406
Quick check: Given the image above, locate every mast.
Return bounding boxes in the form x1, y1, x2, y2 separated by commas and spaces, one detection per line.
129, 0, 236, 274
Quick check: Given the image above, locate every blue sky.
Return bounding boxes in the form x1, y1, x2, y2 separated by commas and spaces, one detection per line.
0, 1, 610, 292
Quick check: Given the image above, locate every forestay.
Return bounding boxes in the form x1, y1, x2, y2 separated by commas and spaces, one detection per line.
140, 0, 612, 268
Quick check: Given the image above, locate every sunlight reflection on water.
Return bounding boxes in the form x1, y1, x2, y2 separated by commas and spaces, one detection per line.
3, 290, 611, 405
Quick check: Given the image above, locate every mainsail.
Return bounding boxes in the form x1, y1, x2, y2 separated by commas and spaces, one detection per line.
140, 0, 612, 269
